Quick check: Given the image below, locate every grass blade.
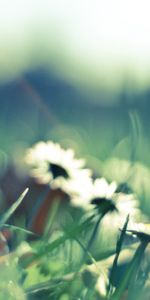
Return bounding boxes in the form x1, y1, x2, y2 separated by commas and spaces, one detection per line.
0, 188, 29, 225
111, 241, 148, 300
0, 223, 38, 237
108, 215, 129, 296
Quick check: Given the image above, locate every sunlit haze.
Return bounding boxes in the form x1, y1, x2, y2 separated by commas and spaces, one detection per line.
0, 0, 150, 90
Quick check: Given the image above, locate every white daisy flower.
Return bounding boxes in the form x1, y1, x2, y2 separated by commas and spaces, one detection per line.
100, 193, 145, 234
70, 177, 145, 233
93, 192, 146, 251
25, 142, 145, 229
74, 178, 146, 257
70, 177, 117, 211
91, 178, 117, 199
25, 141, 92, 194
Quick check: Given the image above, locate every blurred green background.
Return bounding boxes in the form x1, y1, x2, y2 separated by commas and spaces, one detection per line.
0, 72, 150, 167
0, 0, 150, 168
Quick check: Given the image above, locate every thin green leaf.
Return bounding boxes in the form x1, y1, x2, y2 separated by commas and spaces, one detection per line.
111, 241, 148, 300
108, 215, 129, 295
0, 188, 29, 225
0, 223, 38, 237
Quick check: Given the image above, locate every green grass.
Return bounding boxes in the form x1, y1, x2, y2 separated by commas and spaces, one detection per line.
0, 178, 150, 300
0, 108, 150, 299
